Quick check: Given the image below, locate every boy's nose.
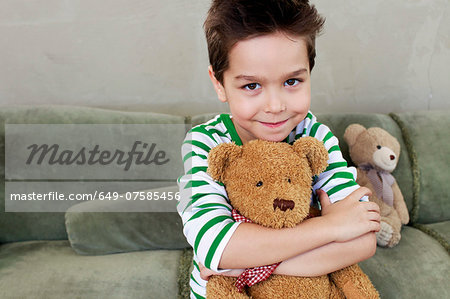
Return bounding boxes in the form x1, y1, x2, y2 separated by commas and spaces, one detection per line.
264, 92, 286, 113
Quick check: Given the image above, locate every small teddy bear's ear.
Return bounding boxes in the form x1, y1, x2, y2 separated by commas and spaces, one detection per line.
207, 142, 243, 182
292, 137, 329, 176
344, 124, 366, 147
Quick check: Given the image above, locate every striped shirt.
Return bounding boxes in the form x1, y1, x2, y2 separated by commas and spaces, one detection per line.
177, 111, 360, 299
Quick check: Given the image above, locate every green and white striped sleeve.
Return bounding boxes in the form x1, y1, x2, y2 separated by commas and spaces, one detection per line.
303, 113, 360, 203
177, 123, 241, 273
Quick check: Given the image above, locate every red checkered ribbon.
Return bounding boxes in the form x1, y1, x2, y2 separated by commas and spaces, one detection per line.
232, 209, 281, 293
231, 209, 253, 223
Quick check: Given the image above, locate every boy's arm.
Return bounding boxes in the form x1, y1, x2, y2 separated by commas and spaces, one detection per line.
218, 187, 380, 269
274, 232, 377, 276
307, 121, 361, 203
202, 232, 376, 279
178, 129, 242, 273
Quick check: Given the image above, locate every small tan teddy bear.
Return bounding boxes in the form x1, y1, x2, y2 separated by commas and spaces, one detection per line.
206, 137, 379, 299
344, 124, 409, 248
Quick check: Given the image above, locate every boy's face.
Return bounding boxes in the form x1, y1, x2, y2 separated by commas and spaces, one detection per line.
209, 31, 311, 144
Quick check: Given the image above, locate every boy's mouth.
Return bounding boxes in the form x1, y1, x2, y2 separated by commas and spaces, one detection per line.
259, 119, 288, 128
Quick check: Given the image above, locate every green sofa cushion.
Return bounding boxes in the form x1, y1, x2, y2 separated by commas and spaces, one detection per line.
0, 105, 186, 243
359, 226, 450, 299
391, 111, 450, 224
65, 185, 189, 255
0, 240, 183, 299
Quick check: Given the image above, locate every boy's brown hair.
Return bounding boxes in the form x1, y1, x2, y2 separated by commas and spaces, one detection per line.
204, 0, 325, 84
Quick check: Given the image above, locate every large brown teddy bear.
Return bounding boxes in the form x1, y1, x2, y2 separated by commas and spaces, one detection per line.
344, 124, 409, 248
206, 137, 379, 299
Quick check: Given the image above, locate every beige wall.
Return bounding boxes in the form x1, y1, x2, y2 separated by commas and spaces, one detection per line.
1, 0, 449, 116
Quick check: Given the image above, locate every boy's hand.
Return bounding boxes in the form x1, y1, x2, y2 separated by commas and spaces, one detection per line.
317, 187, 380, 243
199, 263, 217, 281
199, 263, 245, 280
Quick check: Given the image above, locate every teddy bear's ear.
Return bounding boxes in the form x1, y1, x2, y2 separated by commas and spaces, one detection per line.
292, 137, 329, 176
344, 124, 366, 147
207, 142, 243, 182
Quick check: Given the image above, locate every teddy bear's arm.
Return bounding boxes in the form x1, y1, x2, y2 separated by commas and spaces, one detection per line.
392, 181, 410, 225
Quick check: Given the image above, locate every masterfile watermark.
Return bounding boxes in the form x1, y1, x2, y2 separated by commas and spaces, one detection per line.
26, 141, 170, 171
5, 182, 180, 212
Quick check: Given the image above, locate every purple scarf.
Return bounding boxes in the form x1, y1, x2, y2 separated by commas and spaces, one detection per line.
360, 164, 395, 207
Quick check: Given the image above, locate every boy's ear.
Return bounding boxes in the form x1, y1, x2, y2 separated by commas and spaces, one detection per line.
208, 65, 227, 103
292, 137, 329, 176
207, 142, 242, 182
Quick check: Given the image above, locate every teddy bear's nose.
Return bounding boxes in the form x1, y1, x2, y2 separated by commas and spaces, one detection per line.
273, 198, 295, 212
390, 155, 395, 160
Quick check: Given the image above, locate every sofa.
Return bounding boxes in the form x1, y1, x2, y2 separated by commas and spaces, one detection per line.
0, 105, 449, 299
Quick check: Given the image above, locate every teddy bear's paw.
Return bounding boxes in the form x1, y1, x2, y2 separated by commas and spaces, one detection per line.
387, 230, 401, 248
376, 221, 394, 247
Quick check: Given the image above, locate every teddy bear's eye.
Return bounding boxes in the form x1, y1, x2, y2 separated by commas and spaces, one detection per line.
256, 181, 263, 187
287, 178, 291, 183
377, 145, 382, 150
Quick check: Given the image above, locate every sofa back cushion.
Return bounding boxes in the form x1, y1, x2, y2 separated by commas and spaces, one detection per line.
0, 105, 186, 243
391, 111, 450, 224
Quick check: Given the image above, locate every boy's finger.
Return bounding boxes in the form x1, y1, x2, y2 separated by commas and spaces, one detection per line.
349, 187, 372, 201
366, 202, 380, 213
370, 221, 381, 232
317, 190, 331, 208
368, 211, 381, 222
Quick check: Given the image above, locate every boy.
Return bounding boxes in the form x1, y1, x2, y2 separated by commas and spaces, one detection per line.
177, 1, 381, 298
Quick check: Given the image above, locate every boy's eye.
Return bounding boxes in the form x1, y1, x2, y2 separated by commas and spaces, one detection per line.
284, 79, 300, 87
244, 83, 261, 91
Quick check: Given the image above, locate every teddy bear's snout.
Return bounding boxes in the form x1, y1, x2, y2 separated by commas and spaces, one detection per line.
273, 198, 295, 212
373, 146, 397, 172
